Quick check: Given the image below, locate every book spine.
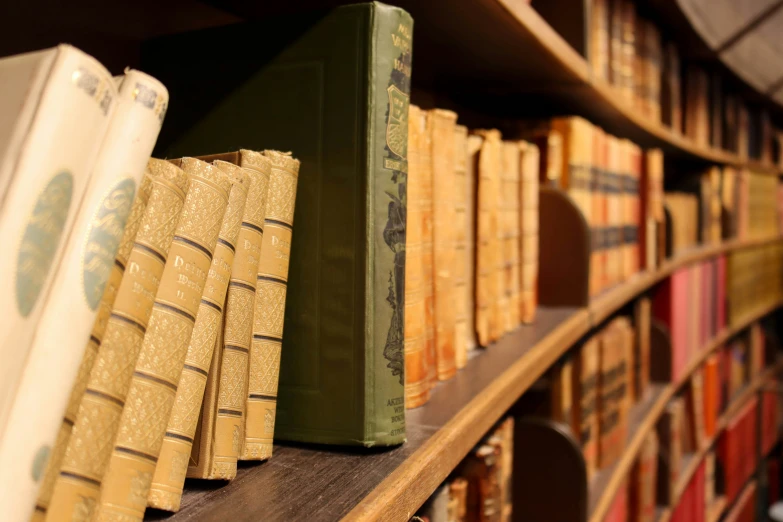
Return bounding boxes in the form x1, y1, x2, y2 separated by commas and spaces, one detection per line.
207, 153, 270, 473
502, 142, 522, 332
466, 135, 483, 340
4, 70, 165, 521
453, 124, 469, 370
430, 109, 458, 380
147, 165, 249, 510
418, 113, 437, 390
578, 338, 600, 478
590, 128, 604, 296
242, 151, 296, 460
404, 105, 431, 407
520, 142, 539, 324
363, 4, 411, 445
95, 159, 230, 521
476, 130, 502, 346
47, 160, 189, 520
0, 46, 116, 452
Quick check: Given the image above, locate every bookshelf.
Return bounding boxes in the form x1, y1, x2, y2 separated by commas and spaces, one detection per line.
141, 238, 782, 522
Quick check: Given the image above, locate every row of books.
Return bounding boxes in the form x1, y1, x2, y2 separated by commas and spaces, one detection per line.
728, 243, 783, 326
413, 418, 514, 522
586, 0, 783, 164
404, 107, 540, 408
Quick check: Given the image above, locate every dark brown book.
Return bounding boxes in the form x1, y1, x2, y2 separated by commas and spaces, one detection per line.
573, 337, 600, 478
656, 398, 683, 504
460, 444, 501, 522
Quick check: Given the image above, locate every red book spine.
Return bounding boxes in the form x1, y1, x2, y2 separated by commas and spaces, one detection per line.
770, 458, 780, 505
694, 461, 706, 522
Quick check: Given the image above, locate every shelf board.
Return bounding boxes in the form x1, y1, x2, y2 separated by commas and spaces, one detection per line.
587, 300, 783, 522
707, 496, 728, 522
146, 239, 781, 522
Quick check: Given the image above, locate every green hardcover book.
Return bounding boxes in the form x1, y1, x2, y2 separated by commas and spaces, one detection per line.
142, 2, 411, 446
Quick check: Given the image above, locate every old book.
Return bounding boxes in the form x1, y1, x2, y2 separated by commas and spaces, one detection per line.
609, 0, 623, 87
591, 127, 606, 296
448, 478, 468, 522
640, 149, 662, 270
656, 398, 683, 504
421, 111, 437, 389
430, 109, 458, 380
144, 2, 411, 446
34, 172, 154, 521
453, 124, 469, 370
551, 355, 576, 433
574, 337, 600, 478
661, 42, 682, 133
465, 135, 482, 348
606, 135, 622, 288
461, 443, 501, 522
488, 418, 514, 522
624, 140, 641, 278
633, 296, 651, 399
46, 160, 189, 520
590, 0, 610, 82
501, 141, 522, 332
621, 0, 636, 104
475, 130, 502, 346
203, 153, 270, 474
405, 105, 430, 407
630, 430, 658, 522
690, 368, 707, 451
95, 159, 230, 520
147, 163, 250, 511
519, 141, 539, 324
6, 69, 166, 522
598, 325, 620, 469
0, 45, 115, 454
242, 151, 297, 461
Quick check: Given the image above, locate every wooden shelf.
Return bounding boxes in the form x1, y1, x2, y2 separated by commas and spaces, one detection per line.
587, 301, 783, 522
145, 237, 782, 522
707, 496, 728, 522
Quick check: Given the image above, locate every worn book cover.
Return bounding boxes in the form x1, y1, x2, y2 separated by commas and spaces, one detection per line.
143, 2, 411, 446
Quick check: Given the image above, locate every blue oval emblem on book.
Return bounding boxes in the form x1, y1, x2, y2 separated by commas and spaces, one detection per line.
16, 171, 74, 316
82, 178, 136, 310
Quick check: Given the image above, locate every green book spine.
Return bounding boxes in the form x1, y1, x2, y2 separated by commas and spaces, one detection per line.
141, 2, 411, 446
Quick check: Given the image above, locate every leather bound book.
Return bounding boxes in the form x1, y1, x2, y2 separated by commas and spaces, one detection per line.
662, 43, 682, 133
453, 124, 469, 370
34, 173, 154, 521
420, 111, 437, 388
606, 135, 623, 288
460, 443, 501, 522
598, 325, 620, 469
519, 141, 539, 324
242, 151, 297, 461
96, 159, 230, 521
501, 141, 522, 332
148, 162, 250, 510
430, 109, 458, 380
551, 355, 576, 435
465, 135, 482, 350
405, 105, 430, 407
591, 127, 606, 297
656, 398, 683, 504
590, 0, 610, 82
47, 160, 189, 520
145, 3, 412, 447
448, 478, 468, 522
630, 431, 658, 522
0, 46, 116, 461
702, 353, 719, 439
475, 129, 502, 346
23, 69, 165, 521
574, 337, 600, 478
203, 153, 270, 473
609, 0, 623, 87
551, 117, 593, 222
621, 0, 636, 104
488, 418, 514, 522
633, 296, 651, 399
689, 368, 707, 451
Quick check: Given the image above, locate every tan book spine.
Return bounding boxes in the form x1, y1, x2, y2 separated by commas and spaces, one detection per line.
34, 172, 153, 519
95, 159, 230, 521
430, 109, 458, 380
47, 160, 189, 521
465, 135, 482, 351
448, 477, 468, 522
242, 150, 299, 460
147, 164, 250, 511
210, 152, 271, 474
405, 105, 431, 407
520, 141, 539, 324
475, 130, 502, 346
420, 112, 437, 388
453, 124, 469, 370
501, 141, 522, 332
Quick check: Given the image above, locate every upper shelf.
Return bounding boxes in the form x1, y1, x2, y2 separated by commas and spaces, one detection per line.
146, 237, 783, 522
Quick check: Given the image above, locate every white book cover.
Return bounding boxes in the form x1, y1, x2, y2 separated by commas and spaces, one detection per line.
0, 69, 168, 522
0, 45, 116, 446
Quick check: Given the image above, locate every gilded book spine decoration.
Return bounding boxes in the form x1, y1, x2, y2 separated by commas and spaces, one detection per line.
212, 151, 270, 473
147, 163, 249, 511
453, 124, 469, 370
34, 173, 153, 520
403, 105, 430, 408
430, 109, 458, 381
242, 150, 299, 460
47, 160, 189, 521
96, 158, 230, 521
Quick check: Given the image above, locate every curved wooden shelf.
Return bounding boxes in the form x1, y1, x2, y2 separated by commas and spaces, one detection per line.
153, 237, 782, 522
587, 300, 783, 522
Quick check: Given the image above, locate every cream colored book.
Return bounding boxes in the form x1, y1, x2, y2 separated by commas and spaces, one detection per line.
95, 159, 230, 521
0, 45, 116, 449
0, 68, 166, 522
147, 164, 249, 511
501, 141, 522, 332
453, 124, 469, 370
465, 135, 482, 352
211, 151, 270, 473
242, 151, 299, 460
520, 141, 540, 324
46, 160, 189, 521
430, 109, 458, 380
